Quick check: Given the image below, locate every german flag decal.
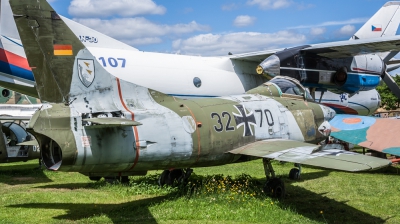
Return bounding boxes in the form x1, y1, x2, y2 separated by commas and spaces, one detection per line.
54, 44, 73, 56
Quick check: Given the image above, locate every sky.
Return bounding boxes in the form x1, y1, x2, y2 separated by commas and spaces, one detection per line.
47, 0, 392, 57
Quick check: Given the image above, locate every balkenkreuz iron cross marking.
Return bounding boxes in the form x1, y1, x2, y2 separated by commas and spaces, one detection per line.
233, 105, 257, 136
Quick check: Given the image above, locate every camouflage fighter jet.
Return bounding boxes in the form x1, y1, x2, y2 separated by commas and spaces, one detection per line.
9, 0, 392, 197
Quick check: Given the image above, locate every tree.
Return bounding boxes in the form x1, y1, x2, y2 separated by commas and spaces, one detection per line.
376, 75, 400, 110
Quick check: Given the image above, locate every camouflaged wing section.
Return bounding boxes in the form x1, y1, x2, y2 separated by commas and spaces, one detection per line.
229, 139, 390, 171
10, 0, 86, 103
331, 114, 400, 156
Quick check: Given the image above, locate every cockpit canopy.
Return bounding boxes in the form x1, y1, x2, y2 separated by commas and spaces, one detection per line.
247, 76, 313, 100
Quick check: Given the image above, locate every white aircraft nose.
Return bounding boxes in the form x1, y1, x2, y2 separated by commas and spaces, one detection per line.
318, 121, 331, 137
320, 105, 336, 121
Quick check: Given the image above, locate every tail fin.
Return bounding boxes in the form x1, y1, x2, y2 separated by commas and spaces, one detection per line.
351, 2, 400, 40
4, 0, 138, 102
10, 0, 137, 106
10, 0, 87, 103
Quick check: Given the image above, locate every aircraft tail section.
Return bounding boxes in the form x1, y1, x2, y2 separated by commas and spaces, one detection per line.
10, 0, 144, 108
10, 0, 86, 103
352, 2, 400, 40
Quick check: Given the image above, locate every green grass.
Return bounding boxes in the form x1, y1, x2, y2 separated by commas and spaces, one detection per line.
0, 159, 399, 223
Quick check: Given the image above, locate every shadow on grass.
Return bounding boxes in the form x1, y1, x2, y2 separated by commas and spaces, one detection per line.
7, 195, 167, 223
8, 171, 388, 224
34, 183, 96, 190
0, 163, 52, 185
281, 184, 387, 223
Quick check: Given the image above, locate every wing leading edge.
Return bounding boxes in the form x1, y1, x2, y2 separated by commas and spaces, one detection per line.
230, 35, 400, 63
228, 139, 390, 171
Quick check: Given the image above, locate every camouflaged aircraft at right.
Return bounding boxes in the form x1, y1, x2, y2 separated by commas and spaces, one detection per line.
9, 0, 392, 198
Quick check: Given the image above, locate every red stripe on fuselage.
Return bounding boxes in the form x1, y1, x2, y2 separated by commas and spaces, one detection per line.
0, 48, 31, 71
322, 103, 358, 115
352, 67, 380, 74
116, 78, 140, 171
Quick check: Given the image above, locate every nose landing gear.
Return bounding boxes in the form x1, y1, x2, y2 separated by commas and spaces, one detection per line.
289, 163, 301, 180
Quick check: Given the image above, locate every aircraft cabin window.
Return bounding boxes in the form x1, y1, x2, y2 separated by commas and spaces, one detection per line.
193, 77, 202, 88
270, 78, 312, 99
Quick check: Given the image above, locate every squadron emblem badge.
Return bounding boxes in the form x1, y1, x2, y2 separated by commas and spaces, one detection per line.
77, 59, 95, 87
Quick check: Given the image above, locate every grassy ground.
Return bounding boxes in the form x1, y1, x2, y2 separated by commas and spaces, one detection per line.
0, 159, 399, 223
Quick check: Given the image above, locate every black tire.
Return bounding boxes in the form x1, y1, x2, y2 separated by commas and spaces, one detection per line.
289, 168, 300, 180
120, 176, 129, 184
263, 178, 285, 198
104, 176, 118, 184
167, 169, 184, 186
158, 170, 170, 187
89, 176, 101, 181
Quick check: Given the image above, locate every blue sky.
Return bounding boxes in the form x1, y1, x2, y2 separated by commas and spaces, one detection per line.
47, 0, 391, 56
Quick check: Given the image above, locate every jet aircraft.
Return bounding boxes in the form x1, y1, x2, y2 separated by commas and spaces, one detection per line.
0, 0, 396, 168
8, 0, 393, 197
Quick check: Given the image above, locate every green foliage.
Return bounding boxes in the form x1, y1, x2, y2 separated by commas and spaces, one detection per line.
376, 75, 400, 110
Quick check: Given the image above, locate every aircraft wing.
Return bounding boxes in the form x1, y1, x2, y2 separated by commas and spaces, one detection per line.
229, 49, 283, 62
303, 36, 400, 58
230, 36, 400, 62
330, 114, 400, 156
228, 139, 390, 171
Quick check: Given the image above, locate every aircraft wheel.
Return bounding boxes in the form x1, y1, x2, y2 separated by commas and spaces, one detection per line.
289, 168, 300, 180
264, 178, 285, 198
89, 176, 101, 181
158, 170, 170, 187
104, 176, 119, 184
167, 169, 184, 186
120, 176, 129, 184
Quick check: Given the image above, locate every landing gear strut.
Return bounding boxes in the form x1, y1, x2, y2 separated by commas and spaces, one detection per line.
158, 168, 193, 187
262, 158, 285, 198
289, 163, 301, 180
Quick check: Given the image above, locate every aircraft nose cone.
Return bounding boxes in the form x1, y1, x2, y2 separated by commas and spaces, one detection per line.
256, 55, 280, 78
318, 121, 331, 137
320, 105, 336, 121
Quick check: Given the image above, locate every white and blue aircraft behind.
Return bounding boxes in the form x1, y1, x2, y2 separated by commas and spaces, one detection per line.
0, 1, 399, 115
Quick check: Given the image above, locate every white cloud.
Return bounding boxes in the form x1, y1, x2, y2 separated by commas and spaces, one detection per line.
172, 31, 306, 56
222, 3, 239, 11
69, 0, 166, 18
233, 15, 256, 27
247, 0, 293, 10
288, 18, 367, 29
74, 17, 210, 46
338, 25, 356, 35
310, 27, 326, 36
